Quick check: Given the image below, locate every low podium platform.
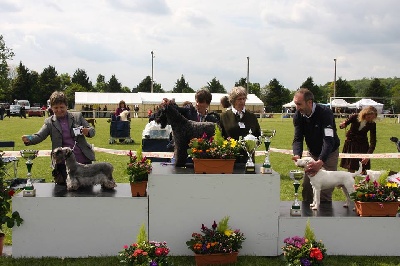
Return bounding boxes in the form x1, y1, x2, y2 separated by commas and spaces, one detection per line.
12, 163, 400, 257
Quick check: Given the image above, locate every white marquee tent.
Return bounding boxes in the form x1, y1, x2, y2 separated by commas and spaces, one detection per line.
352, 98, 384, 113
282, 100, 296, 108
74, 92, 265, 115
330, 99, 351, 108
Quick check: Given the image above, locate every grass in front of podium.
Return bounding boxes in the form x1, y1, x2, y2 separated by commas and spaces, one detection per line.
1, 254, 400, 265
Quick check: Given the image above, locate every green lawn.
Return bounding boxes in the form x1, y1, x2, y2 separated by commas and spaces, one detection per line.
1, 115, 400, 265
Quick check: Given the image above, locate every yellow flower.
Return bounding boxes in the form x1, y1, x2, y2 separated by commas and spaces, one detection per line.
224, 229, 233, 237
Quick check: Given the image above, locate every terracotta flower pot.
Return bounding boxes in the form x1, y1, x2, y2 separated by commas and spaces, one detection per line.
194, 252, 238, 266
0, 234, 4, 256
355, 201, 399, 217
192, 159, 235, 174
130, 181, 148, 197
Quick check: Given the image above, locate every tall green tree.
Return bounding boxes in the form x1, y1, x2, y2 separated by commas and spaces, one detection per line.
37, 65, 61, 105
235, 77, 261, 97
0, 35, 14, 101
59, 73, 71, 90
335, 77, 355, 99
206, 77, 226, 93
301, 77, 325, 103
95, 74, 108, 92
261, 78, 291, 112
364, 78, 390, 103
172, 75, 194, 93
10, 62, 36, 101
133, 76, 163, 93
64, 83, 86, 109
71, 68, 93, 91
108, 74, 122, 93
390, 83, 400, 113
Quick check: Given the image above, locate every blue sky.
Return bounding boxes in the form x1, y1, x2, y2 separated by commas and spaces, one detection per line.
1, 0, 399, 91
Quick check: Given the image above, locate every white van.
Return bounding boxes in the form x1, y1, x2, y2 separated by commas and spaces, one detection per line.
16, 100, 31, 110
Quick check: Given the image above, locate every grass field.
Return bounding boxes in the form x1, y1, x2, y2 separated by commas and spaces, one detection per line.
1, 114, 400, 265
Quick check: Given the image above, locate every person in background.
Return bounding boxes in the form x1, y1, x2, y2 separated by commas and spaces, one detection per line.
220, 95, 231, 111
0, 104, 4, 120
291, 88, 340, 202
339, 106, 377, 174
115, 100, 129, 117
20, 103, 27, 119
21, 91, 95, 185
103, 105, 108, 118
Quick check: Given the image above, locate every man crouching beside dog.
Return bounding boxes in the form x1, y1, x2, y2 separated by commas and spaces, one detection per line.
21, 91, 96, 186
291, 88, 341, 203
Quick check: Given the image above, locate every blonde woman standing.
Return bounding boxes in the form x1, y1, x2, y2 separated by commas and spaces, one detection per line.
339, 106, 377, 173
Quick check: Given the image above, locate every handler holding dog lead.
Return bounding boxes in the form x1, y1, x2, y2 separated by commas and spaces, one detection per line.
291, 88, 340, 202
21, 91, 95, 185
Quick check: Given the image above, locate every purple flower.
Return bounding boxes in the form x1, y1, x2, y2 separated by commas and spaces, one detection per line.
150, 261, 158, 266
300, 258, 311, 266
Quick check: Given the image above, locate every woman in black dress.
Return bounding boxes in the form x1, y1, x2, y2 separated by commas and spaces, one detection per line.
339, 106, 377, 173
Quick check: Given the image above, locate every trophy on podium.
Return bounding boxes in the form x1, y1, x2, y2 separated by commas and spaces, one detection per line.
241, 130, 261, 174
261, 129, 276, 174
289, 170, 305, 216
20, 150, 39, 179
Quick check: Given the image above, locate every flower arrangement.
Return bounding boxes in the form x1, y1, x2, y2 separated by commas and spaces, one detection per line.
0, 152, 23, 237
350, 171, 400, 202
186, 216, 245, 254
127, 149, 152, 183
119, 224, 171, 266
282, 220, 326, 266
187, 125, 241, 159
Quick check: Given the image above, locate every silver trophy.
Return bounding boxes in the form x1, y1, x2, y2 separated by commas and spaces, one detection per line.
289, 170, 305, 216
20, 150, 39, 179
261, 129, 276, 174
241, 129, 261, 174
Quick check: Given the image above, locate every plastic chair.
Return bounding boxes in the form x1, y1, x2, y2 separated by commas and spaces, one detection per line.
0, 141, 19, 178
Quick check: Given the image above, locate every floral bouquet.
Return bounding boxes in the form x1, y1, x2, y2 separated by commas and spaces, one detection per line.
350, 172, 400, 202
186, 216, 245, 254
127, 149, 152, 183
282, 220, 326, 266
119, 224, 171, 266
187, 125, 241, 159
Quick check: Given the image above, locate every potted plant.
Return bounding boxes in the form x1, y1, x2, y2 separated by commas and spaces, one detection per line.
350, 172, 400, 216
118, 224, 171, 266
0, 152, 23, 255
282, 220, 327, 266
187, 125, 241, 174
186, 216, 245, 265
127, 149, 152, 197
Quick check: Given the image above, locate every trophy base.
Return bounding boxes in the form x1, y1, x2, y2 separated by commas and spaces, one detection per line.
290, 206, 302, 216
245, 166, 256, 174
260, 167, 272, 174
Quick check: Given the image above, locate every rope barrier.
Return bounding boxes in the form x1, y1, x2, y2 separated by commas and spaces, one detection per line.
2, 147, 399, 159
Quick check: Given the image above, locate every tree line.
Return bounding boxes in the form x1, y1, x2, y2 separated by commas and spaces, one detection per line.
1, 35, 400, 112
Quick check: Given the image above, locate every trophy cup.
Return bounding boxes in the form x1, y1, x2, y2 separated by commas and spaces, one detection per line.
261, 129, 276, 174
241, 129, 261, 174
20, 150, 39, 179
289, 170, 305, 216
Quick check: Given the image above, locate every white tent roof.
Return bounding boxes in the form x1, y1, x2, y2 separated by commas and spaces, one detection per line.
282, 101, 296, 108
75, 92, 264, 106
75, 92, 142, 104
352, 98, 384, 113
331, 99, 351, 108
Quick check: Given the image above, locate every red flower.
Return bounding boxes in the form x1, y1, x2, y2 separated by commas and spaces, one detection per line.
310, 247, 324, 261
8, 189, 15, 197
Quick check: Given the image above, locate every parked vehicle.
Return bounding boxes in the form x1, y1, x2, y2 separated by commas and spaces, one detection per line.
28, 107, 44, 117
16, 100, 30, 110
9, 105, 21, 116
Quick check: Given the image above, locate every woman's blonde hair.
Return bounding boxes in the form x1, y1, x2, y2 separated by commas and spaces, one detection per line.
358, 105, 377, 122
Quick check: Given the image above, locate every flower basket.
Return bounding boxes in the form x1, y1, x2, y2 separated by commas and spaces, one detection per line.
194, 252, 238, 266
193, 158, 235, 174
130, 180, 148, 197
355, 201, 399, 217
